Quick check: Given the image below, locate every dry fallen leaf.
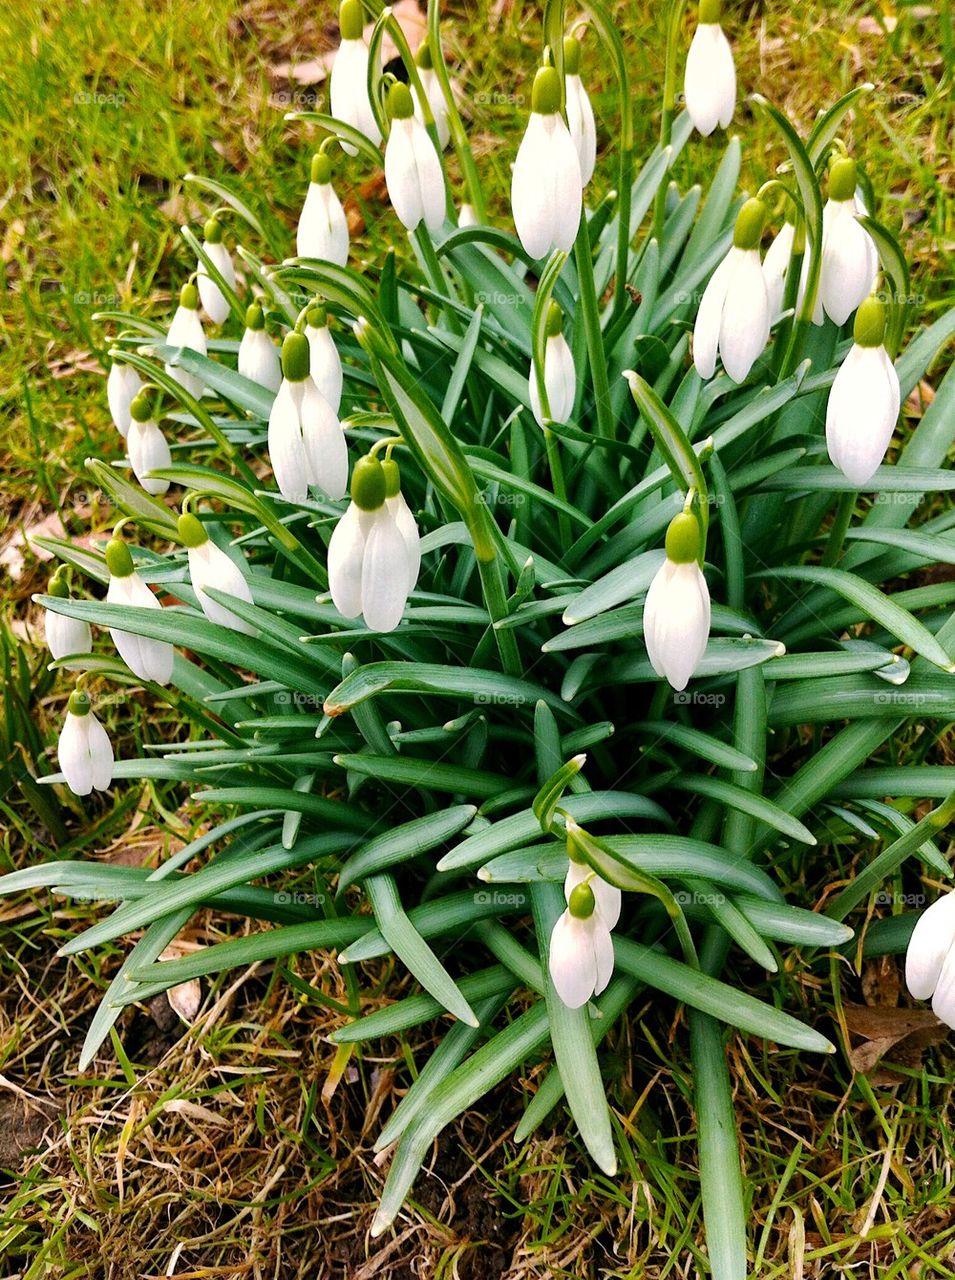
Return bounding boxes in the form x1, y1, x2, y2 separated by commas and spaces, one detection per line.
159, 944, 203, 1023
0, 511, 67, 582
844, 1001, 948, 1078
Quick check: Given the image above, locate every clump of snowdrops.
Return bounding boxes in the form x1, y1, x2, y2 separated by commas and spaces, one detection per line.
12, 0, 955, 1269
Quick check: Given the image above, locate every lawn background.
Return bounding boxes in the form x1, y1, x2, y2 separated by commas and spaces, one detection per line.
0, 0, 953, 1275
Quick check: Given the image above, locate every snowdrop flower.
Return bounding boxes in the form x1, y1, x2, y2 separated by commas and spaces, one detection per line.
412, 39, 450, 150
296, 152, 349, 265
328, 454, 418, 632
268, 331, 348, 504
459, 203, 478, 228
693, 196, 771, 383
196, 218, 236, 326
126, 390, 172, 496
330, 0, 382, 153
305, 304, 343, 413
906, 890, 955, 1029
106, 360, 142, 439
529, 302, 576, 425
237, 304, 282, 394
817, 157, 878, 326
165, 282, 206, 400
58, 688, 113, 796
563, 37, 596, 187
103, 536, 174, 685
178, 512, 256, 635
826, 295, 900, 485
383, 81, 445, 235
761, 218, 798, 323
511, 64, 582, 258
684, 0, 736, 136
44, 569, 92, 663
548, 834, 620, 1009
643, 510, 711, 692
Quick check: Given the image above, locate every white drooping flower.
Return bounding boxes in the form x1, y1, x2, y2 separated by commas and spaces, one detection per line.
693, 197, 771, 383
179, 512, 256, 635
328, 455, 419, 632
237, 304, 282, 394
165, 282, 207, 400
296, 152, 349, 265
103, 536, 174, 685
196, 218, 236, 326
817, 157, 879, 327
529, 301, 576, 425
383, 81, 445, 235
106, 361, 142, 439
412, 40, 450, 150
44, 570, 92, 663
268, 331, 348, 504
330, 0, 382, 153
511, 64, 582, 259
761, 219, 799, 323
906, 890, 955, 1029
126, 390, 172, 496
563, 37, 597, 187
826, 295, 901, 485
643, 511, 711, 692
548, 837, 621, 1009
305, 305, 343, 413
684, 0, 736, 136
58, 689, 113, 796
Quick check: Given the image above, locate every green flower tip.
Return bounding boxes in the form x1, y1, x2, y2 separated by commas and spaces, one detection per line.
732, 197, 767, 250
180, 281, 199, 310
49, 568, 70, 599
339, 0, 364, 41
829, 156, 857, 202
178, 512, 208, 548
545, 300, 563, 337
306, 303, 328, 330
129, 391, 154, 423
698, 0, 721, 24
245, 302, 264, 331
351, 455, 386, 511
562, 36, 580, 75
68, 689, 92, 717
104, 537, 135, 579
665, 511, 702, 564
416, 38, 433, 69
381, 457, 401, 498
568, 881, 596, 920
387, 80, 415, 121
531, 65, 561, 115
203, 217, 223, 244
281, 330, 310, 381
310, 152, 332, 185
853, 295, 887, 348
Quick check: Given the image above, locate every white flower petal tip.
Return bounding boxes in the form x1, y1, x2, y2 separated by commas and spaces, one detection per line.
45, 611, 92, 664
186, 537, 256, 636
906, 893, 955, 1031
106, 362, 142, 438
58, 700, 114, 796
126, 420, 172, 496
511, 71, 582, 259
106, 570, 174, 685
684, 23, 736, 136
643, 552, 711, 693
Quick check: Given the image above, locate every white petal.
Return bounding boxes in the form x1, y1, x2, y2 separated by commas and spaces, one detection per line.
820, 201, 878, 326
825, 344, 899, 485
106, 363, 141, 438
59, 712, 112, 795
413, 67, 451, 149
330, 39, 382, 149
762, 222, 795, 323
410, 116, 447, 235
565, 74, 597, 186
197, 240, 235, 325
458, 203, 477, 228
548, 116, 583, 252
300, 381, 348, 500
86, 713, 115, 790
388, 492, 421, 591
268, 379, 309, 502
361, 509, 410, 632
932, 945, 955, 1030
565, 862, 622, 932
385, 118, 424, 232
328, 502, 370, 619
306, 323, 344, 413
906, 892, 955, 1000
296, 182, 350, 266
544, 333, 576, 422
643, 559, 711, 691
718, 248, 771, 383
238, 328, 282, 394
693, 250, 735, 379
548, 911, 597, 1008
127, 420, 171, 496
592, 918, 615, 996
512, 113, 555, 259
188, 540, 256, 635
106, 572, 173, 685
685, 24, 736, 135
45, 612, 92, 662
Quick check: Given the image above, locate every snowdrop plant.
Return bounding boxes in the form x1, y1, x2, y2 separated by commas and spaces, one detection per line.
125, 388, 171, 496
105, 359, 142, 438
383, 81, 445, 235
826, 294, 901, 484
683, 0, 736, 136
237, 303, 282, 393
44, 569, 92, 663
57, 688, 113, 797
19, 3, 955, 1276
104, 534, 174, 685
164, 282, 206, 399
196, 216, 236, 325
296, 152, 350, 266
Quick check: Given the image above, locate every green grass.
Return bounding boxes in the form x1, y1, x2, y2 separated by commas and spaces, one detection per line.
0, 0, 952, 1275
